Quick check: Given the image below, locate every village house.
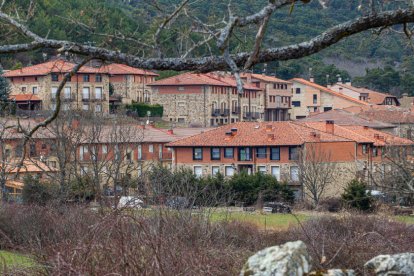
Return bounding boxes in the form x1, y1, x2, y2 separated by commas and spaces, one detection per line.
166, 121, 413, 199
289, 78, 369, 120
240, 73, 292, 121
3, 59, 159, 113
330, 82, 400, 106
149, 72, 265, 127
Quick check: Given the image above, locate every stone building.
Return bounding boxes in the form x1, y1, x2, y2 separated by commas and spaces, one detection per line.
4, 59, 110, 113
149, 72, 265, 127
240, 73, 292, 121
166, 121, 413, 199
100, 63, 158, 104
289, 78, 368, 120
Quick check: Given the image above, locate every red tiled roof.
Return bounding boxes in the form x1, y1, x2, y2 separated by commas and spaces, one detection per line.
240, 73, 291, 84
291, 78, 369, 106
300, 109, 395, 129
167, 121, 414, 147
3, 60, 101, 77
10, 94, 41, 102
334, 83, 399, 105
148, 72, 262, 90
343, 105, 414, 124
167, 122, 352, 147
100, 63, 158, 76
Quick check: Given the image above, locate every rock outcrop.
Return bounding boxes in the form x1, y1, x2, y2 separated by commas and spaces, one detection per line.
364, 253, 414, 276
240, 241, 310, 276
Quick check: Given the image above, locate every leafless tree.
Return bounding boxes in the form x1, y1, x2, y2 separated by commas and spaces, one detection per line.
297, 143, 337, 207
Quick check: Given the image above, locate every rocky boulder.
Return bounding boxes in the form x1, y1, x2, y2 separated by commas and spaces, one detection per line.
240, 241, 310, 276
364, 253, 414, 275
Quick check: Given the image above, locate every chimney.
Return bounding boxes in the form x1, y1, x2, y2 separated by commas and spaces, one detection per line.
167, 129, 174, 135
336, 74, 342, 84
309, 76, 314, 83
326, 120, 334, 134
267, 133, 275, 141
374, 134, 380, 139
363, 126, 369, 130
265, 124, 273, 131
225, 131, 233, 140
345, 79, 351, 86
230, 128, 238, 136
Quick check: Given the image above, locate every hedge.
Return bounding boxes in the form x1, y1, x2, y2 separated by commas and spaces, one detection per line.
126, 103, 163, 117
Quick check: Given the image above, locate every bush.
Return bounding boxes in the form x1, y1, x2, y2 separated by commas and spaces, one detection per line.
316, 197, 343, 212
22, 176, 57, 205
275, 215, 414, 274
126, 103, 163, 117
342, 179, 374, 212
229, 172, 294, 206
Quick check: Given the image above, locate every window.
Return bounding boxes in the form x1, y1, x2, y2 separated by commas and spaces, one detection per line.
212, 166, 220, 176
32, 86, 38, 94
95, 104, 102, 113
51, 87, 58, 99
324, 107, 332, 112
82, 103, 89, 111
137, 145, 142, 160
95, 74, 102, 82
149, 144, 154, 153
21, 86, 27, 93
15, 145, 23, 157
239, 147, 252, 161
29, 144, 36, 157
79, 145, 88, 161
292, 101, 301, 107
271, 166, 281, 181
194, 166, 203, 177
290, 166, 299, 181
193, 148, 203, 160
62, 103, 70, 111
313, 94, 317, 104
82, 87, 90, 99
64, 87, 71, 99
95, 87, 103, 100
102, 145, 108, 157
159, 145, 163, 159
270, 147, 280, 160
258, 166, 266, 174
125, 149, 132, 162
224, 148, 234, 158
289, 146, 299, 160
295, 88, 301, 94
49, 161, 57, 168
362, 144, 368, 154
178, 86, 185, 91
373, 147, 378, 157
80, 166, 89, 176
50, 103, 57, 111
83, 75, 90, 82
211, 148, 220, 160
41, 143, 47, 150
51, 73, 58, 82
256, 147, 266, 158
225, 166, 235, 176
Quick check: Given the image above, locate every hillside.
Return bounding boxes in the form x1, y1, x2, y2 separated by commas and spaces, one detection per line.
0, 0, 413, 94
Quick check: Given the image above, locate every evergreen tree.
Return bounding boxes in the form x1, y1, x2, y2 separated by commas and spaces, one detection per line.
342, 179, 374, 212
0, 67, 11, 115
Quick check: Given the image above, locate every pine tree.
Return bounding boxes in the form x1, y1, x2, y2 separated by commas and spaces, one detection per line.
0, 66, 11, 115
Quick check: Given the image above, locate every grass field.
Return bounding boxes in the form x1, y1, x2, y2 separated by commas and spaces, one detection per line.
395, 215, 414, 224
0, 250, 35, 270
211, 212, 310, 230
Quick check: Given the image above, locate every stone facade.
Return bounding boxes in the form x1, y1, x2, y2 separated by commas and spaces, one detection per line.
8, 73, 110, 114
151, 85, 265, 127
109, 75, 155, 105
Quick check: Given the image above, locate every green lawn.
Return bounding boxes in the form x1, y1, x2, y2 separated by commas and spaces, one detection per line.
211, 212, 310, 230
394, 215, 414, 225
0, 250, 35, 270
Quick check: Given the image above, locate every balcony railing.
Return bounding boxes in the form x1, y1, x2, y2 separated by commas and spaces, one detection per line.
211, 108, 221, 117
243, 112, 260, 120
221, 108, 230, 116
232, 107, 241, 114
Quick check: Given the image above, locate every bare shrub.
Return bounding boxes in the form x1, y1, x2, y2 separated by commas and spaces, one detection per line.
271, 214, 414, 274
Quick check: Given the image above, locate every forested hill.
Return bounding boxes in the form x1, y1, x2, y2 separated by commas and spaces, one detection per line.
1, 0, 413, 94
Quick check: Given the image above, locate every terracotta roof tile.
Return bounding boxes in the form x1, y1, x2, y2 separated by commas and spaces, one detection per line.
334, 83, 399, 105
240, 73, 291, 84
291, 78, 369, 106
10, 94, 41, 102
99, 63, 158, 76
4, 60, 101, 77
167, 122, 351, 147
148, 72, 262, 90
343, 105, 414, 124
